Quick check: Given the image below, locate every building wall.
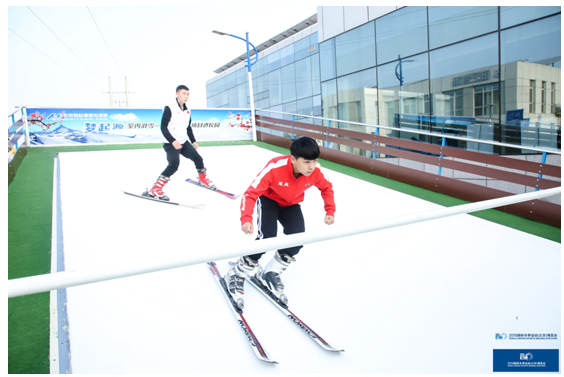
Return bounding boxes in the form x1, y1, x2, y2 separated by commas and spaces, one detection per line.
206, 6, 561, 155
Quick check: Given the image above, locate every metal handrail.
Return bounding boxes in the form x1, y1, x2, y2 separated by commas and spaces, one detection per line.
255, 109, 561, 155
8, 108, 23, 127
7, 186, 561, 298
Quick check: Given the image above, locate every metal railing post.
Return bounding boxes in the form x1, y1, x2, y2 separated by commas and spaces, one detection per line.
291, 115, 295, 140
326, 120, 331, 149
535, 152, 548, 191
438, 137, 446, 176
372, 126, 379, 159
22, 107, 30, 147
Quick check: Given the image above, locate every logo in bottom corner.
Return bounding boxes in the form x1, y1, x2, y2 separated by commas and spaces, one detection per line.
494, 349, 559, 372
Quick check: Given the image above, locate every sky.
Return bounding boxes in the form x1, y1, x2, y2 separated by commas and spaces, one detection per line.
7, 4, 318, 114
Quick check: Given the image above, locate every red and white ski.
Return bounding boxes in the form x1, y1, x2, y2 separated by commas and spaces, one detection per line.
185, 178, 239, 200
208, 262, 277, 364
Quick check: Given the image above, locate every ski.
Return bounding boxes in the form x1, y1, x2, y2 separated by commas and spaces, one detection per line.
122, 190, 205, 209
207, 262, 277, 364
185, 178, 239, 200
236, 263, 343, 353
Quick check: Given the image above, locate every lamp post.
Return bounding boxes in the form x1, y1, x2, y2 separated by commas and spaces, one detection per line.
395, 55, 417, 116
213, 30, 259, 141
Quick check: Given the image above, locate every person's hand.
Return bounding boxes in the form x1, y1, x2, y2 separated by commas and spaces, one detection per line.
172, 140, 182, 149
241, 222, 254, 235
324, 215, 335, 225
193, 142, 199, 150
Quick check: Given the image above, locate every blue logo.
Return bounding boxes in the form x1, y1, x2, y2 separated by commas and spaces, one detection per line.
496, 333, 507, 340
494, 349, 559, 372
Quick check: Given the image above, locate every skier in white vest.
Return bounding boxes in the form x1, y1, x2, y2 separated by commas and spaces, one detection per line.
144, 85, 216, 201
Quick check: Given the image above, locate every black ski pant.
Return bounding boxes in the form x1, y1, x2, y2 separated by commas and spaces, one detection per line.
246, 195, 305, 261
161, 141, 204, 177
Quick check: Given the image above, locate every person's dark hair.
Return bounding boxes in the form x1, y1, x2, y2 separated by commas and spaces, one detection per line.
290, 137, 320, 160
176, 85, 189, 92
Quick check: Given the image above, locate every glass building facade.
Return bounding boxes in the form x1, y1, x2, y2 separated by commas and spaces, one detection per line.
207, 6, 561, 154
206, 31, 321, 126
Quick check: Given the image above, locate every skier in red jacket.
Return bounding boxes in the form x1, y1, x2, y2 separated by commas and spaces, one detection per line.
225, 137, 335, 309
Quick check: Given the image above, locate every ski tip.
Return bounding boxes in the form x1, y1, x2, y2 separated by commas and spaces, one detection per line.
180, 203, 205, 209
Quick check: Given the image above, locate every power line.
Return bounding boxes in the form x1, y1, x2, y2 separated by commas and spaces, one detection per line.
9, 27, 103, 92
44, 6, 82, 51
87, 6, 125, 77
25, 6, 105, 83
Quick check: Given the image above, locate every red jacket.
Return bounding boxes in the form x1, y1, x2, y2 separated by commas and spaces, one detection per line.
240, 155, 335, 225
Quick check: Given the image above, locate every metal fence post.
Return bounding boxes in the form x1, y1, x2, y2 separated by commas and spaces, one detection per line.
535, 152, 548, 191
438, 137, 446, 176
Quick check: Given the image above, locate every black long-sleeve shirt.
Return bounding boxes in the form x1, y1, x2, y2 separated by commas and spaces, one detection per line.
160, 101, 196, 144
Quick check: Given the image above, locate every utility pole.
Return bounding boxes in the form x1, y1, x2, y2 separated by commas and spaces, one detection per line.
102, 76, 135, 107
125, 77, 130, 107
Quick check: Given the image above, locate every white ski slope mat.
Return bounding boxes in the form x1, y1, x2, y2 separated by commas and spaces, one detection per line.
56, 145, 560, 374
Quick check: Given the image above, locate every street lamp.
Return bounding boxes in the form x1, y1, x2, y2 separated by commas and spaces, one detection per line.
395, 54, 417, 116
213, 30, 259, 141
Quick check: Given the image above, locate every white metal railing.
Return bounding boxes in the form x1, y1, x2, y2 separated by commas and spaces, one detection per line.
7, 186, 560, 298
256, 109, 562, 155
8, 107, 29, 163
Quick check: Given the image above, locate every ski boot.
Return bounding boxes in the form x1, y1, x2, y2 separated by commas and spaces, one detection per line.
143, 175, 170, 201
257, 251, 295, 305
197, 168, 217, 191
224, 256, 258, 310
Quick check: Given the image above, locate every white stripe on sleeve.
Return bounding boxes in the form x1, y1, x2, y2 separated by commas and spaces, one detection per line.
251, 158, 289, 189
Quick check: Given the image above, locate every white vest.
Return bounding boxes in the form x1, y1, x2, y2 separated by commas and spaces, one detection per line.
166, 99, 191, 144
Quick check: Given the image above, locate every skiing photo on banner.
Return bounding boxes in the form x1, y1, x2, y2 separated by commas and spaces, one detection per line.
25, 108, 253, 146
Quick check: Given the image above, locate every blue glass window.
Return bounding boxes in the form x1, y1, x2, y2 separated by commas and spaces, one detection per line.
220, 90, 228, 108
227, 71, 237, 89
281, 64, 297, 103
311, 53, 321, 96
253, 74, 269, 96
430, 33, 499, 120
377, 53, 428, 89
295, 57, 312, 99
377, 53, 429, 127
376, 6, 428, 65
500, 6, 561, 29
336, 68, 377, 125
321, 79, 337, 121
236, 68, 247, 86
228, 87, 238, 107
501, 14, 561, 66
335, 22, 376, 77
282, 101, 297, 121
280, 44, 295, 67
297, 97, 313, 120
237, 83, 248, 108
268, 69, 282, 106
320, 39, 336, 82
294, 36, 311, 61
429, 6, 498, 49
267, 50, 280, 72
255, 57, 268, 77
309, 32, 319, 55
313, 95, 321, 116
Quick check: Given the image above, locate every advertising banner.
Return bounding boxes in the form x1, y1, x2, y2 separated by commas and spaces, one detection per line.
25, 108, 252, 146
